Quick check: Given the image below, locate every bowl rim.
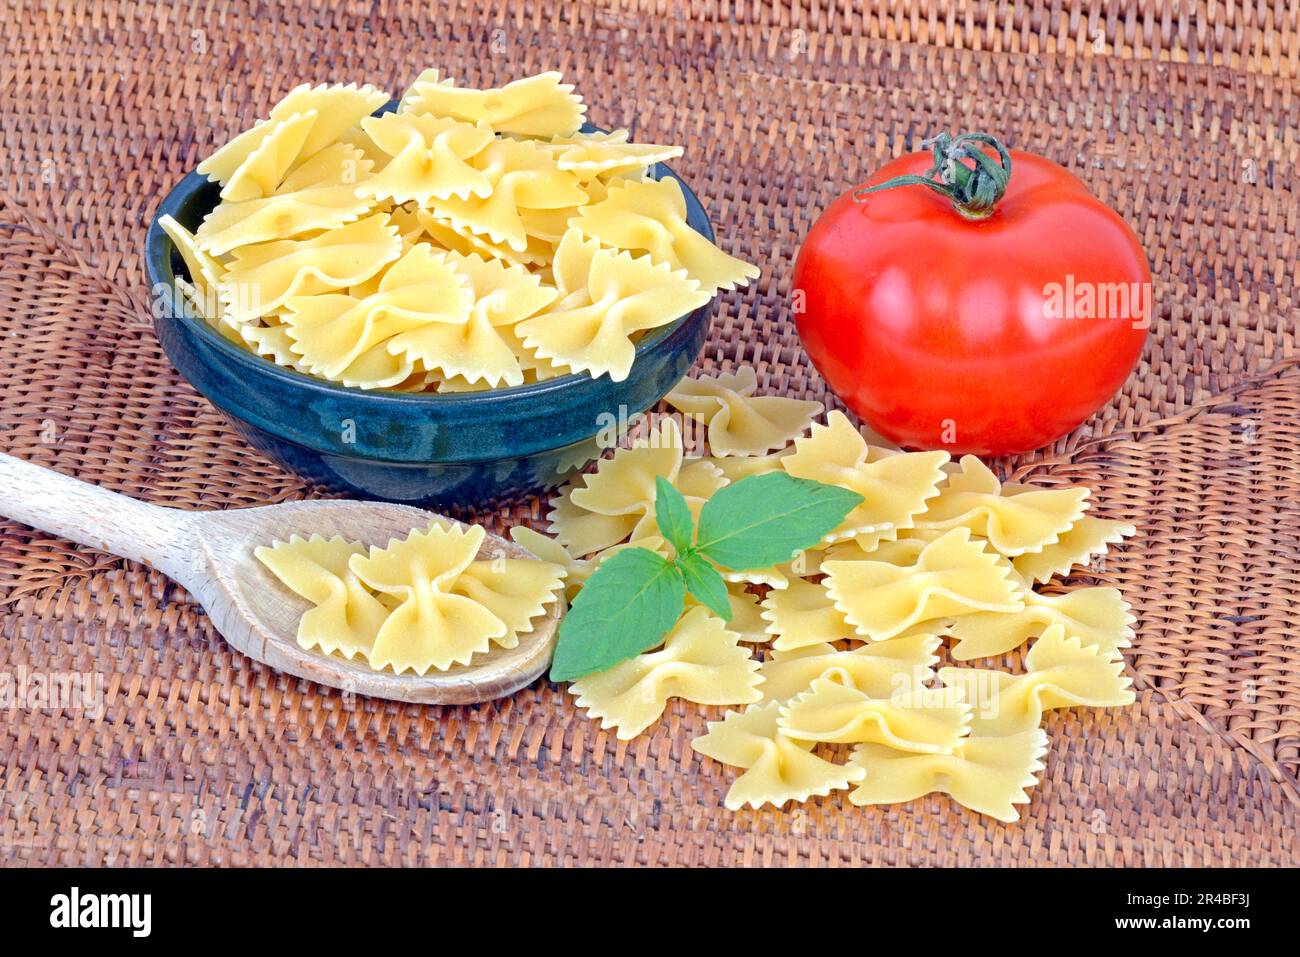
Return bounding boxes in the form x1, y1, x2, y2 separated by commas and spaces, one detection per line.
143, 119, 717, 410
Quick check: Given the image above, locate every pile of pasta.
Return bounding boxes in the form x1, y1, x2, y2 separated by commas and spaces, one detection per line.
159, 69, 758, 390
520, 367, 1137, 822
255, 521, 564, 675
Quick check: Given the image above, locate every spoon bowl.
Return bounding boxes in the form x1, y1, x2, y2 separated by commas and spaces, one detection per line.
0, 453, 562, 704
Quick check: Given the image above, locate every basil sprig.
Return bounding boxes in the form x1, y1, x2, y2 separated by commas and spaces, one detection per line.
549, 472, 862, 681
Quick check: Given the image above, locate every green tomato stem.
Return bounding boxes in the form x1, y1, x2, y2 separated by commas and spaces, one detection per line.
854, 132, 1013, 220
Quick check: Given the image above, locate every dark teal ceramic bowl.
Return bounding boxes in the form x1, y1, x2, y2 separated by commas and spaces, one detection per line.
144, 120, 714, 508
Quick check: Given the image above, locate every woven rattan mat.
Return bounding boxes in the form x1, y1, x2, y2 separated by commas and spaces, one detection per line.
1, 1, 1297, 866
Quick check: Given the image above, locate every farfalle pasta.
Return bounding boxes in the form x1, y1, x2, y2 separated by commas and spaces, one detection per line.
542, 130, 683, 181
782, 411, 949, 546
256, 520, 563, 676
533, 387, 1141, 826
167, 69, 755, 392
355, 112, 496, 205
778, 678, 972, 752
665, 366, 822, 457
848, 730, 1050, 823
427, 138, 587, 253
198, 83, 389, 195
946, 580, 1135, 661
1011, 514, 1136, 584
388, 250, 558, 387
940, 625, 1135, 736
283, 243, 474, 388
221, 213, 403, 322
692, 702, 865, 811
759, 578, 854, 650
516, 229, 711, 381
821, 528, 1024, 641
195, 145, 377, 255
574, 177, 760, 292
569, 606, 762, 740
757, 635, 940, 703
547, 417, 724, 556
913, 455, 1090, 556
401, 70, 585, 138
252, 534, 389, 662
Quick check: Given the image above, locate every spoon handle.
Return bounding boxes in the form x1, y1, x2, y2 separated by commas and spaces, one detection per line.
0, 452, 194, 580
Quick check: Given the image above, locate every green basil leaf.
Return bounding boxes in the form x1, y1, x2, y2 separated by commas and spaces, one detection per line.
548, 547, 686, 682
653, 475, 694, 555
677, 552, 732, 621
694, 472, 864, 570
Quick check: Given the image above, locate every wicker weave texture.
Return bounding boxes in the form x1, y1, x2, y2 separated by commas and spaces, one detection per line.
0, 0, 1297, 866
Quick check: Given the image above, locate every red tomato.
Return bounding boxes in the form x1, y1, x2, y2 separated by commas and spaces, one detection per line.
792, 134, 1150, 455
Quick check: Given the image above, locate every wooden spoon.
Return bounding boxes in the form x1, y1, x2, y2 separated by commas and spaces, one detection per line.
0, 452, 562, 704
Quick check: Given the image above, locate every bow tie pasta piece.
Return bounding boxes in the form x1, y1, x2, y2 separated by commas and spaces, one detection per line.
449, 557, 565, 649
519, 204, 582, 246
397, 67, 449, 111
692, 702, 865, 811
549, 420, 730, 556
665, 367, 823, 457
547, 417, 714, 556
721, 585, 770, 643
782, 412, 949, 546
402, 70, 586, 138
211, 110, 319, 202
703, 448, 793, 483
914, 455, 1090, 556
568, 415, 688, 517
416, 209, 554, 267
682, 583, 768, 642
254, 534, 390, 661
221, 212, 402, 322
277, 142, 373, 192
282, 243, 473, 388
758, 634, 941, 704
569, 606, 762, 740
509, 527, 594, 602
760, 578, 856, 650
947, 583, 1135, 661
195, 183, 378, 256
157, 215, 235, 338
778, 677, 972, 752
195, 142, 380, 256
848, 730, 1049, 823
822, 528, 1023, 641
199, 83, 390, 191
238, 321, 312, 374
1012, 515, 1137, 585
498, 325, 571, 381
546, 485, 646, 559
427, 139, 588, 253
356, 112, 496, 204
516, 230, 711, 382
541, 129, 684, 181
573, 176, 759, 292
348, 522, 507, 674
820, 532, 939, 567
940, 624, 1135, 736
384, 205, 429, 246
384, 251, 558, 388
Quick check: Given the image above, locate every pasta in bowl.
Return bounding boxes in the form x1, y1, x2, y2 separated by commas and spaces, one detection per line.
144, 69, 756, 507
